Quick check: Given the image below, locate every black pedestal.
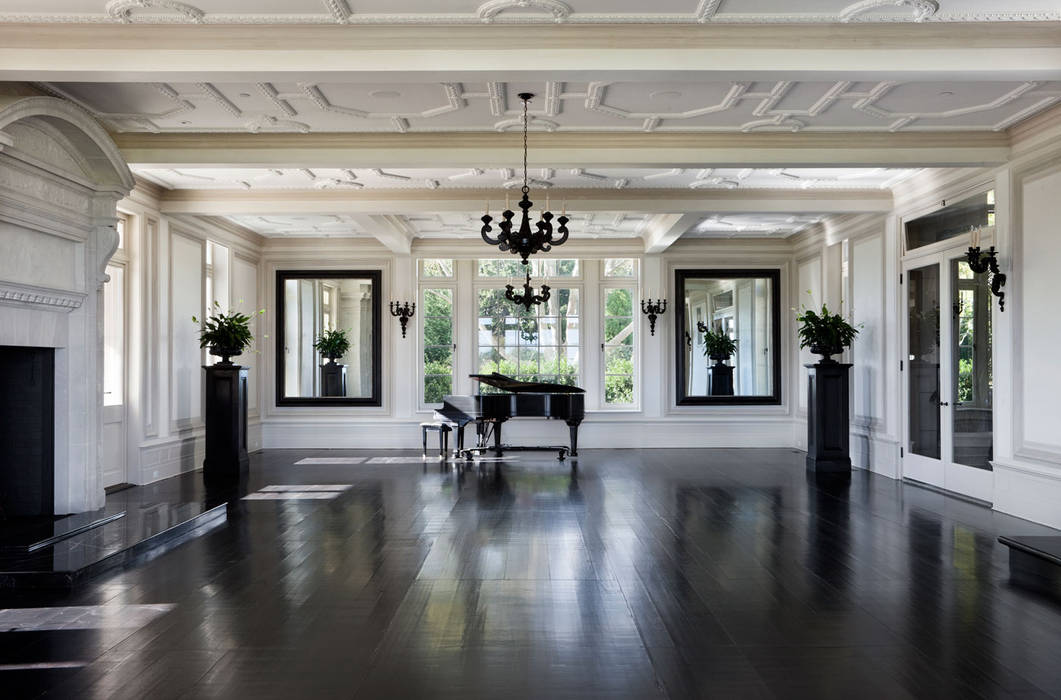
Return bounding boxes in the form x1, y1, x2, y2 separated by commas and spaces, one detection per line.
320, 362, 347, 397
203, 365, 249, 481
709, 363, 734, 396
805, 362, 852, 473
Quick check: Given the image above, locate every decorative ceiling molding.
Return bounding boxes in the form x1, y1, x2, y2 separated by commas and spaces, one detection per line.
477, 0, 572, 24
839, 0, 939, 23
105, 0, 205, 24
1, 1, 1057, 24
47, 79, 1059, 136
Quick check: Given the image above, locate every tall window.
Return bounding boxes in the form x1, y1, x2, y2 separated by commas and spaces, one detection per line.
423, 288, 454, 404
102, 215, 128, 407
477, 287, 580, 388
602, 287, 635, 405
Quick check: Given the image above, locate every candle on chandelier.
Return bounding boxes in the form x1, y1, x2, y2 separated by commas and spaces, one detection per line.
971, 227, 980, 248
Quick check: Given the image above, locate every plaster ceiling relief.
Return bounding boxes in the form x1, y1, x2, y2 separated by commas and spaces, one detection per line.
687, 213, 826, 238
401, 211, 652, 239
39, 80, 1061, 134
131, 166, 919, 191
223, 214, 368, 237
0, 0, 1058, 23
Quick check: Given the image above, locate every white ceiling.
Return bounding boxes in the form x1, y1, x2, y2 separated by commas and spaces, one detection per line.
689, 213, 824, 237
40, 80, 1061, 134
2, 0, 1057, 23
134, 166, 918, 191
225, 214, 368, 236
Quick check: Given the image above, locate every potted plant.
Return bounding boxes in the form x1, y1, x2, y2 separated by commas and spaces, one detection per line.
796, 303, 859, 363
700, 326, 738, 365
697, 322, 738, 396
192, 301, 260, 365
313, 328, 351, 364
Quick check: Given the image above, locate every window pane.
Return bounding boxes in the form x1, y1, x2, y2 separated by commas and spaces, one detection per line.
424, 375, 452, 404
422, 286, 454, 405
605, 375, 634, 404
421, 259, 453, 278
603, 285, 636, 405
604, 259, 634, 277
905, 191, 994, 251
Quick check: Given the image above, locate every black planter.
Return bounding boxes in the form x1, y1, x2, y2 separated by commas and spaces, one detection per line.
805, 362, 852, 473
320, 361, 347, 398
203, 364, 249, 481
708, 361, 734, 396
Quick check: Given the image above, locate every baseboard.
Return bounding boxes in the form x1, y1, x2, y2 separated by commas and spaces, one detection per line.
260, 417, 796, 450
851, 433, 901, 479
993, 459, 1061, 530
135, 419, 261, 485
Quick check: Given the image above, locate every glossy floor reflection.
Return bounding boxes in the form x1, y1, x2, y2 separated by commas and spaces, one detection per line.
3, 448, 1061, 699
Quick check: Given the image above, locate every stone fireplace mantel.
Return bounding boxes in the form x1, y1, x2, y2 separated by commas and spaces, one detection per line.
0, 95, 133, 514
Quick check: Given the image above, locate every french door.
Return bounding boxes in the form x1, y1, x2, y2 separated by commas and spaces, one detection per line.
902, 246, 994, 502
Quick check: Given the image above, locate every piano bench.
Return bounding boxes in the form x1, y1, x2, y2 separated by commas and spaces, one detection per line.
420, 422, 452, 459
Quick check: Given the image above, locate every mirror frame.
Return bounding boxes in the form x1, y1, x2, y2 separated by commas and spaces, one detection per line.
674, 268, 782, 406
275, 269, 383, 406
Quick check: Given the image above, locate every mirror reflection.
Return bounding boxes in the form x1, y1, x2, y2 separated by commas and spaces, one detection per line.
277, 271, 381, 404
676, 270, 780, 404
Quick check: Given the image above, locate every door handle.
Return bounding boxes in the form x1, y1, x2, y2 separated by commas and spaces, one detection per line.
938, 401, 950, 407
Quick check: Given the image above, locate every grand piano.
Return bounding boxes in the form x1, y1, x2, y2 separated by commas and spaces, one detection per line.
438, 373, 585, 460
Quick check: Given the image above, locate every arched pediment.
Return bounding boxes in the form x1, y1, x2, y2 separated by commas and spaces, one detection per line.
0, 96, 134, 196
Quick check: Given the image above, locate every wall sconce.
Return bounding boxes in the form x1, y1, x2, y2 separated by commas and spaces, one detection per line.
390, 301, 415, 338
966, 228, 1006, 311
506, 271, 551, 311
641, 299, 667, 336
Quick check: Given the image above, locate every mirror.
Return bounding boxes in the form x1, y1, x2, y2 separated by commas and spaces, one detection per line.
675, 269, 781, 405
276, 270, 381, 405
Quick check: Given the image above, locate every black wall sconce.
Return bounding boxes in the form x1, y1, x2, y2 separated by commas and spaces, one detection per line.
390, 301, 415, 338
641, 299, 667, 336
966, 229, 1006, 311
506, 271, 551, 311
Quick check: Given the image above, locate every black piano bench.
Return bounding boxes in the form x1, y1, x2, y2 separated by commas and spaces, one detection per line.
420, 422, 452, 459
999, 536, 1061, 597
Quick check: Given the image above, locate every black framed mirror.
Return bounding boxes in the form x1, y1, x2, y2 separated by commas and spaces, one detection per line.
276, 270, 382, 406
675, 269, 781, 405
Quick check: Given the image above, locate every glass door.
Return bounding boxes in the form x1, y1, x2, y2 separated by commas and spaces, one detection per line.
902, 249, 994, 501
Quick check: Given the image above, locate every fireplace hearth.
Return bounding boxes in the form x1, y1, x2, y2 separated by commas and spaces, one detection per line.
0, 347, 55, 518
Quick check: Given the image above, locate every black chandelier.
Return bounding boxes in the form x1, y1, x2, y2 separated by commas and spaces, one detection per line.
480, 92, 570, 266
506, 271, 551, 312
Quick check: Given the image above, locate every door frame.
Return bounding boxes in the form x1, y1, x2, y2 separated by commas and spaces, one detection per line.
900, 234, 994, 502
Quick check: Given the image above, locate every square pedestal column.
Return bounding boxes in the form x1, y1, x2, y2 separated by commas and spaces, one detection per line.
805, 362, 852, 473
203, 365, 249, 481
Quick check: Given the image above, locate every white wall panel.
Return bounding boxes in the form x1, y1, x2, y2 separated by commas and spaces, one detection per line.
796, 257, 822, 411
852, 234, 885, 426
232, 255, 259, 415
170, 232, 203, 428
1019, 167, 1061, 455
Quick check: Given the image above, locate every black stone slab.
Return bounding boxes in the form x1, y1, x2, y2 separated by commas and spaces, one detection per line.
999, 535, 1061, 597
0, 503, 227, 589
0, 511, 126, 553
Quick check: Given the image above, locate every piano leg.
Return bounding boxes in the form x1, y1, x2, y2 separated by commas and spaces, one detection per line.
566, 420, 581, 456
493, 421, 503, 457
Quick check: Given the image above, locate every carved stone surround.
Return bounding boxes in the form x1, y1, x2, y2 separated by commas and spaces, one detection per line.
1, 0, 1057, 24
0, 280, 86, 311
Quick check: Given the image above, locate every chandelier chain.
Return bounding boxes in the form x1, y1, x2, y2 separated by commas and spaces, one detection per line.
522, 96, 529, 193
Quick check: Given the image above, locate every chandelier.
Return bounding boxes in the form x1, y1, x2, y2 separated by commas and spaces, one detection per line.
480, 92, 570, 265
506, 271, 551, 312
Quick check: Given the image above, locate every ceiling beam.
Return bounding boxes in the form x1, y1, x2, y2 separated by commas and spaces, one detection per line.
348, 214, 413, 254
1, 23, 1058, 81
119, 132, 1010, 170
642, 214, 704, 254
157, 188, 893, 216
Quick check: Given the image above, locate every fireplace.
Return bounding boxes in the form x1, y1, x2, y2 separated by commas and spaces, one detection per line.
0, 347, 55, 518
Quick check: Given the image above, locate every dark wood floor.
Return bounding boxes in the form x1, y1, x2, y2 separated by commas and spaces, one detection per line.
3, 448, 1061, 699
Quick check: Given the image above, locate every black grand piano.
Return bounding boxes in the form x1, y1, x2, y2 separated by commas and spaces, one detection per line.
437, 373, 585, 460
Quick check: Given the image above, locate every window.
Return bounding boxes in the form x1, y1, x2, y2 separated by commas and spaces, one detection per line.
905, 190, 995, 252
603, 258, 635, 278
602, 287, 635, 406
421, 259, 453, 278
477, 287, 580, 389
478, 258, 580, 278
422, 288, 454, 404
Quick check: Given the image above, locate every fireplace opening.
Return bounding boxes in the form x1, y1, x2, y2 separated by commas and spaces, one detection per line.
0, 347, 55, 518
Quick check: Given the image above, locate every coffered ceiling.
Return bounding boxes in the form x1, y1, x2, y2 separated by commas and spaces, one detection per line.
38, 80, 1061, 134
1, 0, 1057, 24
133, 166, 918, 191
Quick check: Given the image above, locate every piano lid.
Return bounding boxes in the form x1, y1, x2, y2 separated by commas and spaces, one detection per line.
470, 372, 585, 394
